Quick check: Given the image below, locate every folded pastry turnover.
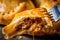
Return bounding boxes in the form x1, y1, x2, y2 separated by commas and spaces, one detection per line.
2, 8, 60, 39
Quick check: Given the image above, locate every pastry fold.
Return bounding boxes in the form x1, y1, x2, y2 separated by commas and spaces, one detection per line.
2, 8, 54, 39
0, 0, 35, 25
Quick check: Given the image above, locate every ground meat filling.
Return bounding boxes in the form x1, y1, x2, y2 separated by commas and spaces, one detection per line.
16, 17, 47, 32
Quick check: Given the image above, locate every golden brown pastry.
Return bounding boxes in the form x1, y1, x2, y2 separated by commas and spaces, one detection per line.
0, 2, 26, 25
0, 0, 35, 13
40, 0, 58, 10
2, 8, 54, 39
0, 0, 35, 25
57, 0, 60, 4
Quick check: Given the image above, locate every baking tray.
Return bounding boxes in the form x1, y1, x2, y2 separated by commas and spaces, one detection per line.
0, 25, 60, 40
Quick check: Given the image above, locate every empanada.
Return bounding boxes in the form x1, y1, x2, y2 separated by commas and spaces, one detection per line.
2, 8, 54, 39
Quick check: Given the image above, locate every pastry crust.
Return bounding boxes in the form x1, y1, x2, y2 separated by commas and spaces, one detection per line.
57, 0, 60, 4
40, 0, 57, 10
2, 8, 53, 39
0, 2, 26, 25
0, 0, 35, 25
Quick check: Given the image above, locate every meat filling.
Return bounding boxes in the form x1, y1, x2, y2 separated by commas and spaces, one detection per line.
15, 17, 46, 33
